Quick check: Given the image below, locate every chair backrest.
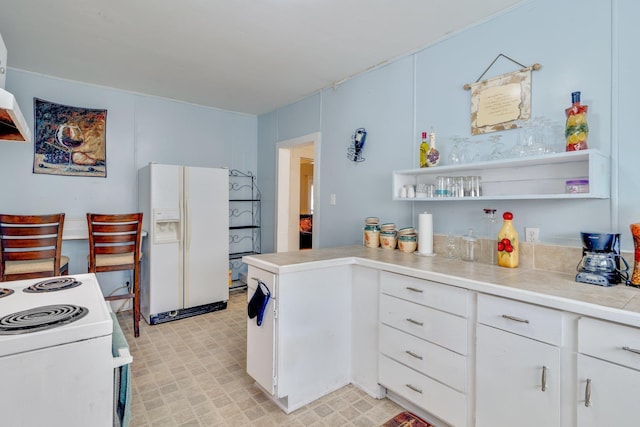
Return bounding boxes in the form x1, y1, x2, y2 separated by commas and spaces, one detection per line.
0, 213, 66, 281
87, 213, 143, 273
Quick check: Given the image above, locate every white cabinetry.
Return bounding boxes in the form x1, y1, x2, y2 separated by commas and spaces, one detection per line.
378, 271, 469, 427
246, 266, 276, 394
351, 265, 385, 398
392, 149, 609, 200
245, 264, 352, 413
576, 317, 640, 427
476, 294, 562, 427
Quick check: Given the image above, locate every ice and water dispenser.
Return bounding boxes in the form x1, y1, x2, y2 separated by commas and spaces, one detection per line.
153, 209, 181, 244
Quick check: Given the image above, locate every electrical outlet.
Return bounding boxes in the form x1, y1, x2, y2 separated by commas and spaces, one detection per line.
525, 227, 540, 243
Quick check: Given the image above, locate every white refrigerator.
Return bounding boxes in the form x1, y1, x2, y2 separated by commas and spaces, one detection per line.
138, 163, 229, 324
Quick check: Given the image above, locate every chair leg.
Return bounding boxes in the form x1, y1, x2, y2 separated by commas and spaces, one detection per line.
133, 266, 140, 338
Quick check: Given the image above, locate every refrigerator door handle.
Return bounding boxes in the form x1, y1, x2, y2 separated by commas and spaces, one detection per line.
184, 169, 190, 251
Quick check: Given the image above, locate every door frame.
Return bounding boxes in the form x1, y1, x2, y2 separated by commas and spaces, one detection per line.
275, 132, 320, 252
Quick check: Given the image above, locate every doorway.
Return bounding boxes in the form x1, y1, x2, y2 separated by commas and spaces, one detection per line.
276, 132, 320, 253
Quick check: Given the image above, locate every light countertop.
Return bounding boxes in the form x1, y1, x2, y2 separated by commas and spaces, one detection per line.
244, 245, 640, 328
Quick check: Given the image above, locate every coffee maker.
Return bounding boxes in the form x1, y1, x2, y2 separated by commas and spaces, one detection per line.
576, 232, 629, 286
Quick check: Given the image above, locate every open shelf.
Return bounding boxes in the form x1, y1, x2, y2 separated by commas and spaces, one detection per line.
392, 149, 609, 201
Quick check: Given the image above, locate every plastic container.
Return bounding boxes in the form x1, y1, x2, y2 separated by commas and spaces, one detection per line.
565, 179, 589, 194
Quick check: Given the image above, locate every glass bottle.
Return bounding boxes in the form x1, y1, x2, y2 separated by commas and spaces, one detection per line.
565, 91, 589, 151
630, 223, 640, 287
419, 131, 429, 168
480, 208, 499, 265
498, 211, 519, 268
426, 130, 440, 167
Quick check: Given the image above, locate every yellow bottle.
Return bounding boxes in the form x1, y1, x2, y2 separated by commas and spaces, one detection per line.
497, 211, 519, 268
419, 131, 429, 168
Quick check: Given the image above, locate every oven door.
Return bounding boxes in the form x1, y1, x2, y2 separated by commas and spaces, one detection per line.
2, 335, 113, 426
111, 310, 133, 427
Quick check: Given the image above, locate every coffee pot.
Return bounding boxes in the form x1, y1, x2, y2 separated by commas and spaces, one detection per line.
576, 232, 629, 286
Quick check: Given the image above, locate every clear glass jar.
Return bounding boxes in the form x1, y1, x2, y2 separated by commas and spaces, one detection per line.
461, 229, 478, 262
480, 208, 499, 265
445, 233, 458, 259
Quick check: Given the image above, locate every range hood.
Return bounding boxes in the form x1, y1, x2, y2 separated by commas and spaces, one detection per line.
0, 33, 31, 143
0, 87, 31, 142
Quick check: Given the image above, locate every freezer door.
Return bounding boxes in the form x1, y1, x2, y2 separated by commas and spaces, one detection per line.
183, 166, 229, 307
141, 163, 182, 319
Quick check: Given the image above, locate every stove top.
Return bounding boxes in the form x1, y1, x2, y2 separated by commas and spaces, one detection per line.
23, 277, 83, 293
0, 288, 14, 298
0, 274, 112, 357
0, 304, 89, 335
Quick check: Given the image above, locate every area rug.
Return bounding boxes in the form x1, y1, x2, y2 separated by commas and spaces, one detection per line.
380, 411, 434, 427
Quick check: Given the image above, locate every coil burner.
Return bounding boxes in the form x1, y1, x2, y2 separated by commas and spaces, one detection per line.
23, 277, 82, 293
0, 288, 14, 299
0, 304, 89, 335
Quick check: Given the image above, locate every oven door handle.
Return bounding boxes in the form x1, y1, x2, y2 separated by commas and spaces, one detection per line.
113, 347, 133, 368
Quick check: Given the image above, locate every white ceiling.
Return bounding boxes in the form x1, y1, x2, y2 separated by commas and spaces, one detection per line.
0, 0, 524, 116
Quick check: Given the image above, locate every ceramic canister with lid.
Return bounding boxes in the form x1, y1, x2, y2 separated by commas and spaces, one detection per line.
398, 233, 417, 253
380, 230, 397, 249
363, 217, 380, 248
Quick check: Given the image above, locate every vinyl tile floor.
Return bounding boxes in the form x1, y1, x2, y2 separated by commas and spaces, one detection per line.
117, 288, 404, 426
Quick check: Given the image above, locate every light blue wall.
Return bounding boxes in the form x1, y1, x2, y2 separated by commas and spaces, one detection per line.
2, 70, 257, 293
257, 0, 640, 252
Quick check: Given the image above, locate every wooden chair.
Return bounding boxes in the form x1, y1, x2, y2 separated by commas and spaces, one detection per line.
0, 213, 69, 282
87, 213, 143, 337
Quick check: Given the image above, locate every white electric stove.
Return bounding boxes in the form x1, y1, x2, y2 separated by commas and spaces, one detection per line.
0, 273, 115, 426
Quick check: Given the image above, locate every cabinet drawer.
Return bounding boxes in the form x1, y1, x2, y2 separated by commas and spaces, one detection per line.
379, 355, 467, 427
380, 294, 468, 355
380, 271, 468, 317
477, 293, 562, 346
379, 324, 466, 392
578, 317, 640, 370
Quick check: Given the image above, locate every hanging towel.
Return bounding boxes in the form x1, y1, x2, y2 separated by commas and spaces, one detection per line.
248, 280, 271, 326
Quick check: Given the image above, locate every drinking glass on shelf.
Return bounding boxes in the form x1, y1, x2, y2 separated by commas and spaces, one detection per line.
465, 138, 481, 163
488, 134, 505, 160
449, 136, 463, 164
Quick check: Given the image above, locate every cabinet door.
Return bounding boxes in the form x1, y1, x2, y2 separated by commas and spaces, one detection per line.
351, 265, 384, 398
246, 267, 276, 395
476, 324, 561, 427
577, 354, 640, 427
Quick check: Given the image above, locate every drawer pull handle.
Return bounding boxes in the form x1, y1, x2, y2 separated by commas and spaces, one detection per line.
501, 314, 530, 323
406, 286, 423, 293
585, 378, 592, 407
406, 318, 424, 326
405, 384, 423, 394
405, 350, 423, 360
541, 365, 547, 392
622, 346, 640, 355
